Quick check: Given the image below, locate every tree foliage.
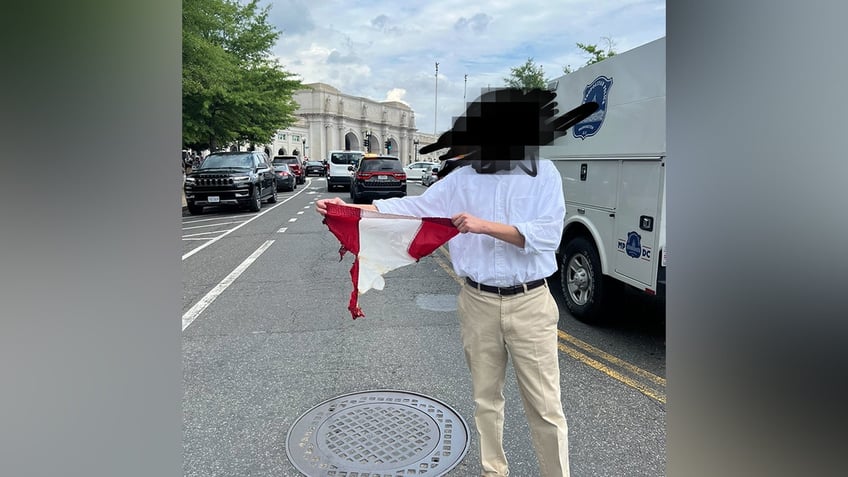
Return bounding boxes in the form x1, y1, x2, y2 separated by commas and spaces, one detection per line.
183, 0, 302, 151
563, 37, 617, 74
504, 37, 618, 90
503, 58, 548, 91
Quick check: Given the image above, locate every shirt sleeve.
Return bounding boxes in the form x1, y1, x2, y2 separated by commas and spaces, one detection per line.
373, 177, 450, 218
512, 162, 565, 255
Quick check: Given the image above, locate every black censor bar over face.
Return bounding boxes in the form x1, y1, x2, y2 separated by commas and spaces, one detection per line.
419, 87, 598, 177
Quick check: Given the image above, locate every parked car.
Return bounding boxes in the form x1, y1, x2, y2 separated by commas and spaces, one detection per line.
421, 165, 440, 187
274, 163, 296, 191
304, 160, 326, 177
327, 150, 364, 191
184, 151, 277, 214
349, 155, 407, 203
403, 161, 439, 181
273, 155, 305, 184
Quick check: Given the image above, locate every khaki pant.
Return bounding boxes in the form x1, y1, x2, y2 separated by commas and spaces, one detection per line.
457, 281, 570, 477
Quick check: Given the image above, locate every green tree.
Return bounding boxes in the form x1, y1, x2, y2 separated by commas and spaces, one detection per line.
183, 0, 302, 151
563, 37, 617, 74
504, 57, 548, 91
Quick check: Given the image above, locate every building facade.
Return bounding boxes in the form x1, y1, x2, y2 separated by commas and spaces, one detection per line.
268, 83, 440, 166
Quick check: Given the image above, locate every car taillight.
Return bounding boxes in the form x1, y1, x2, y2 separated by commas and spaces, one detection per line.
393, 172, 406, 180
278, 171, 289, 176
357, 172, 372, 180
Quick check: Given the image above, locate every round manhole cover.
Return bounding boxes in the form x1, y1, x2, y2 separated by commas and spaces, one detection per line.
286, 390, 470, 476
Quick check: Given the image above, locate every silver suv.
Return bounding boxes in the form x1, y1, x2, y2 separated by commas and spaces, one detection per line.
327, 150, 364, 191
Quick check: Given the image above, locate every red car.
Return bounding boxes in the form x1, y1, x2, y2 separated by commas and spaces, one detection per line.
272, 155, 305, 184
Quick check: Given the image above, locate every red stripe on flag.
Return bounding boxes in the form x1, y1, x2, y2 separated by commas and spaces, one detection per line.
323, 203, 362, 255
408, 217, 459, 260
324, 203, 365, 318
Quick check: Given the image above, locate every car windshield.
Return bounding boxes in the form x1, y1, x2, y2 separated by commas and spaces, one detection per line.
306, 161, 323, 166
360, 159, 401, 172
331, 152, 362, 165
273, 157, 299, 166
274, 164, 291, 171
198, 153, 253, 170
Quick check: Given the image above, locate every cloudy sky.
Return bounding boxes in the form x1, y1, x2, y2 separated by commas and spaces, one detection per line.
263, 0, 665, 135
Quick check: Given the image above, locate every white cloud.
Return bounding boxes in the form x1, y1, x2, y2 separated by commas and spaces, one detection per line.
383, 88, 409, 105
263, 0, 665, 133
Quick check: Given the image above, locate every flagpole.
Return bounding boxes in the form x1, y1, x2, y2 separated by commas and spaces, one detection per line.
434, 62, 439, 136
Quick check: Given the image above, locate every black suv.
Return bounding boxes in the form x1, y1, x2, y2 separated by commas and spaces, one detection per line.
349, 155, 407, 203
184, 151, 277, 214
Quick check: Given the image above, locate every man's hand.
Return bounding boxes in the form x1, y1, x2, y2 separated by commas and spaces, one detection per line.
316, 197, 346, 216
451, 212, 489, 234
452, 212, 526, 248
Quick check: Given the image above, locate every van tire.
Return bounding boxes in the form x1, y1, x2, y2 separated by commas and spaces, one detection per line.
560, 237, 610, 323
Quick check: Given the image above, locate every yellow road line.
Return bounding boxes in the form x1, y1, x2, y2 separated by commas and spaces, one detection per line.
434, 247, 459, 282
433, 245, 665, 403
557, 330, 666, 387
557, 342, 666, 404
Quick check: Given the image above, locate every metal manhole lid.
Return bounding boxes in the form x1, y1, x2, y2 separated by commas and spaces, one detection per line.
286, 390, 470, 476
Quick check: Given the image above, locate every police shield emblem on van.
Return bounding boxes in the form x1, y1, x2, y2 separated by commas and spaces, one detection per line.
573, 75, 613, 140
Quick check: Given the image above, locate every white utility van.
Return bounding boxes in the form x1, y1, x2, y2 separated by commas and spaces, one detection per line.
542, 37, 666, 323
327, 150, 364, 191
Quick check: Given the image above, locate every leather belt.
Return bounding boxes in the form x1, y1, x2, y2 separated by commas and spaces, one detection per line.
465, 277, 546, 296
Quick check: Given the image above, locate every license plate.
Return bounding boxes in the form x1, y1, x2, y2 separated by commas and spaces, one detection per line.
208, 196, 220, 203
377, 175, 387, 180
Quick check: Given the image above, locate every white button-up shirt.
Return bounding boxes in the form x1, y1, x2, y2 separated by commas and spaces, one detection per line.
373, 159, 565, 287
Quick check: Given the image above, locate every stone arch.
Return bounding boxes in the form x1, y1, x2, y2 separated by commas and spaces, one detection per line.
365, 133, 381, 153
344, 131, 360, 151
385, 137, 399, 156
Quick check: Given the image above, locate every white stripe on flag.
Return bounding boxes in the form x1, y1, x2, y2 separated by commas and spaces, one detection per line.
357, 215, 423, 293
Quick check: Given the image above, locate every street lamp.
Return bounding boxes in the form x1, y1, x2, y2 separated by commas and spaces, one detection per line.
413, 138, 419, 162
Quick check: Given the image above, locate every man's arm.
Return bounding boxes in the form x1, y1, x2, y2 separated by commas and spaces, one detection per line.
452, 212, 526, 249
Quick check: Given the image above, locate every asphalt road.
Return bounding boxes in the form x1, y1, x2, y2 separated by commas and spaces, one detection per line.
182, 177, 666, 476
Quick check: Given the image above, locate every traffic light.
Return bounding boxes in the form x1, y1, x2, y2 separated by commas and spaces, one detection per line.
364, 138, 370, 149
385, 140, 391, 152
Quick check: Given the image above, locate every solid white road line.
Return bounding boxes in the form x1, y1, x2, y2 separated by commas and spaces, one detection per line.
182, 221, 244, 230
182, 240, 275, 331
183, 230, 228, 238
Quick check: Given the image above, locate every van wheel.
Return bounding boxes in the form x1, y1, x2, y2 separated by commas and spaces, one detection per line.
561, 237, 610, 323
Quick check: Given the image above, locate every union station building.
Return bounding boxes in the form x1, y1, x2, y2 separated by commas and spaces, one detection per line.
268, 83, 440, 166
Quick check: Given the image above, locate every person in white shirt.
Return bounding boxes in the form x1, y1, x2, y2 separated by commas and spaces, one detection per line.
316, 88, 597, 477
